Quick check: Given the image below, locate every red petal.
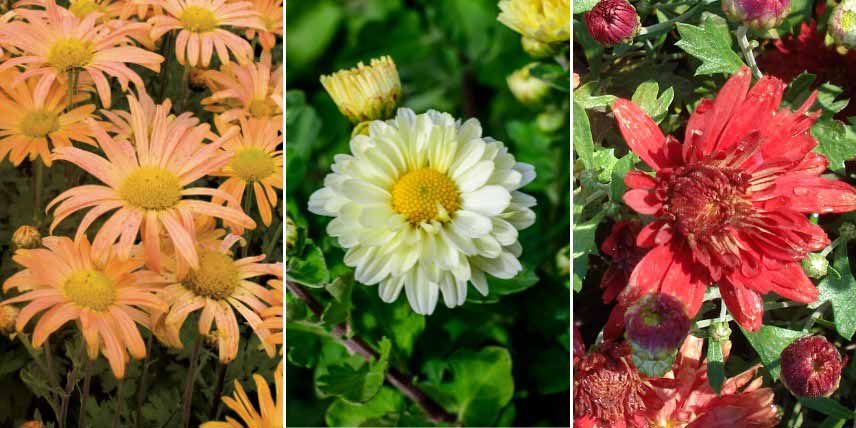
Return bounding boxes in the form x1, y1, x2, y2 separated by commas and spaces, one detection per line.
684, 99, 713, 162
624, 241, 708, 317
636, 220, 668, 248
623, 189, 662, 215
720, 281, 764, 331
612, 98, 674, 171
786, 152, 828, 177
716, 76, 784, 155
603, 303, 627, 340
624, 170, 658, 189
774, 176, 856, 213
694, 67, 752, 158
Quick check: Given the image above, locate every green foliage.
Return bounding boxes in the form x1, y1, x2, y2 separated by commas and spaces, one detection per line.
818, 244, 856, 340
813, 118, 856, 175
675, 16, 745, 76
631, 81, 675, 124
741, 325, 807, 381
317, 338, 391, 403
706, 337, 725, 394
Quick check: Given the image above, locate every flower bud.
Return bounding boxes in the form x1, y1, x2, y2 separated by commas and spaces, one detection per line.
722, 0, 790, 30
802, 253, 830, 278
556, 244, 570, 276
188, 67, 209, 89
709, 320, 732, 342
537, 108, 565, 133
320, 56, 400, 123
521, 36, 555, 58
507, 63, 551, 105
829, 0, 856, 48
12, 225, 41, 249
285, 215, 297, 251
585, 0, 641, 46
624, 293, 691, 377
781, 336, 843, 397
0, 305, 18, 336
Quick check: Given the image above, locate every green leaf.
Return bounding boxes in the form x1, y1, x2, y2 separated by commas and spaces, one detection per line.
317, 338, 391, 403
322, 276, 354, 326
740, 325, 806, 380
573, 0, 599, 13
573, 101, 594, 170
631, 81, 674, 124
573, 81, 616, 110
573, 209, 605, 260
285, 1, 343, 74
430, 347, 515, 426
818, 244, 856, 340
287, 242, 329, 287
573, 20, 603, 75
324, 387, 406, 427
610, 154, 636, 202
468, 264, 539, 303
813, 117, 856, 175
675, 16, 744, 76
530, 63, 570, 92
436, 0, 495, 60
706, 337, 724, 394
800, 397, 856, 420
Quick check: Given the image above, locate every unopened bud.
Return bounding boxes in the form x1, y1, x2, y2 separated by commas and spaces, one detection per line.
625, 293, 691, 377
507, 63, 550, 105
521, 36, 555, 58
722, 0, 790, 30
585, 0, 641, 46
0, 305, 17, 336
285, 216, 297, 251
709, 320, 732, 342
556, 245, 570, 276
537, 108, 566, 133
802, 253, 829, 278
781, 336, 843, 398
12, 225, 41, 249
320, 56, 400, 123
829, 0, 856, 48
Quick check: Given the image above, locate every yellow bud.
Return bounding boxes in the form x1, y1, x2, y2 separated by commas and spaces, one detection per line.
12, 225, 41, 249
320, 56, 401, 123
0, 305, 18, 336
507, 63, 551, 105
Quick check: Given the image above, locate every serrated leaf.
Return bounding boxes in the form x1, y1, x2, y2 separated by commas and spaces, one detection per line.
322, 276, 354, 326
287, 242, 329, 287
573, 81, 616, 110
610, 153, 635, 202
324, 387, 406, 427
818, 244, 856, 340
573, 101, 594, 170
631, 81, 674, 124
800, 397, 856, 419
317, 338, 391, 404
429, 347, 514, 426
812, 117, 856, 175
706, 337, 724, 394
573, 209, 605, 260
740, 325, 806, 380
675, 16, 744, 76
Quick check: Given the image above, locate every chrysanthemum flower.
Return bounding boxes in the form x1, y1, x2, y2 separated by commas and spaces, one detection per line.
574, 341, 662, 428
151, 231, 277, 363
0, 0, 163, 108
243, 0, 281, 51
47, 94, 255, 272
201, 54, 282, 123
99, 89, 196, 141
149, 0, 265, 67
308, 108, 536, 315
117, 0, 163, 20
600, 220, 648, 340
319, 56, 400, 124
258, 278, 281, 348
200, 362, 282, 428
498, 0, 570, 44
613, 67, 856, 331
649, 336, 781, 428
0, 70, 96, 166
212, 115, 282, 229
1, 236, 167, 379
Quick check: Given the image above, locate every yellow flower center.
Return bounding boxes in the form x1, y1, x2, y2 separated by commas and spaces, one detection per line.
119, 167, 183, 210
47, 38, 95, 72
230, 147, 275, 182
20, 111, 60, 138
64, 270, 117, 312
69, 0, 105, 17
843, 10, 856, 31
248, 98, 276, 118
180, 6, 219, 33
391, 167, 460, 224
183, 250, 241, 300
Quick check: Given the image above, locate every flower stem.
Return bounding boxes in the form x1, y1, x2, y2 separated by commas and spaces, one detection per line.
286, 280, 456, 424
78, 357, 93, 428
241, 184, 254, 258
181, 336, 203, 428
58, 345, 85, 428
637, 1, 709, 39
32, 160, 43, 221
133, 334, 154, 428
111, 378, 124, 428
736, 26, 762, 79
158, 32, 174, 103
180, 63, 191, 112
208, 362, 228, 420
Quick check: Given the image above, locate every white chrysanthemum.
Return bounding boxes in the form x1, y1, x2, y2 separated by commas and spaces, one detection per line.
308, 108, 536, 315
498, 0, 571, 44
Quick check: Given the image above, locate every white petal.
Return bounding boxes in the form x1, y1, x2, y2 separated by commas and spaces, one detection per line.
462, 185, 511, 216
473, 252, 522, 279
470, 269, 489, 296
452, 211, 491, 238
359, 205, 396, 228
379, 276, 406, 303
455, 160, 495, 193
491, 218, 518, 246
346, 180, 390, 204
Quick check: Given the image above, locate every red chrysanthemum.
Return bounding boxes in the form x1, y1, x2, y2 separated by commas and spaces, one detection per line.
649, 336, 781, 428
759, 19, 856, 119
574, 341, 662, 428
613, 67, 856, 331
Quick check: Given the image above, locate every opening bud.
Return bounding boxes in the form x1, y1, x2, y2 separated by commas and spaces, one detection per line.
584, 0, 641, 46
507, 63, 551, 105
781, 336, 843, 398
624, 293, 691, 377
829, 0, 856, 48
722, 0, 790, 30
320, 56, 400, 124
802, 253, 830, 278
12, 225, 41, 250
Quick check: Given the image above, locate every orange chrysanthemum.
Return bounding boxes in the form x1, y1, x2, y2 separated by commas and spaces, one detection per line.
201, 53, 282, 123
212, 116, 281, 229
243, 0, 281, 51
47, 94, 255, 272
258, 277, 281, 348
0, 70, 96, 166
200, 362, 282, 428
0, 0, 163, 107
152, 232, 278, 363
1, 236, 167, 379
99, 88, 196, 141
149, 0, 265, 66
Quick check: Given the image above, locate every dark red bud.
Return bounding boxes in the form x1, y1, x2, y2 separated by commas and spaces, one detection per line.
585, 0, 641, 46
781, 336, 843, 398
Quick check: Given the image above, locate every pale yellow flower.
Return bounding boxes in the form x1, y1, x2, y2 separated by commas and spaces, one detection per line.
498, 0, 571, 43
319, 55, 400, 124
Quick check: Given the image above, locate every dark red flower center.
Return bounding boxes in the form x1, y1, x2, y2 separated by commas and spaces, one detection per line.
664, 165, 754, 238
574, 343, 653, 422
